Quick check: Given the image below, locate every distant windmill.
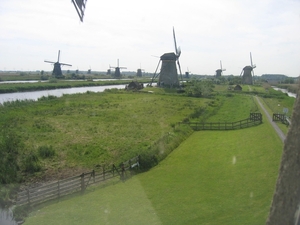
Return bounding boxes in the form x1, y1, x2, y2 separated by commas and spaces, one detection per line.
110, 59, 127, 78
136, 64, 144, 77
240, 52, 256, 85
87, 66, 91, 74
44, 50, 72, 78
151, 27, 183, 87
185, 68, 191, 79
71, 0, 87, 22
215, 61, 226, 78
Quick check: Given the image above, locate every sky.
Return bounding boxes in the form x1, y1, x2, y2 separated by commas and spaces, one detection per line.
0, 0, 300, 77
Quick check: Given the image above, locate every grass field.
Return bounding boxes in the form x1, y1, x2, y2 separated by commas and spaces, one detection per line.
23, 120, 283, 225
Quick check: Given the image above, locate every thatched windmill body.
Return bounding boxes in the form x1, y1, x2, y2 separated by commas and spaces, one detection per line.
44, 50, 72, 78
151, 27, 182, 87
110, 59, 126, 78
215, 61, 226, 78
240, 52, 256, 85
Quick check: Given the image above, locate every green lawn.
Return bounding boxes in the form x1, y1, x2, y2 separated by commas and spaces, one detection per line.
24, 120, 283, 225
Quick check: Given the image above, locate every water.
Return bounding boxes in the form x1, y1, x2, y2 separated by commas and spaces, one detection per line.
272, 86, 297, 98
0, 84, 126, 104
0, 208, 17, 225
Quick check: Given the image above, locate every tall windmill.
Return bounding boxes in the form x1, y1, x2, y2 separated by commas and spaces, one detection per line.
240, 52, 256, 85
215, 60, 226, 78
110, 59, 127, 78
44, 50, 72, 78
151, 27, 183, 87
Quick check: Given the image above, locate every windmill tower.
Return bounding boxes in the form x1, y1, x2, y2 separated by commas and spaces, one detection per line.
110, 59, 126, 78
215, 61, 226, 78
44, 50, 72, 78
240, 52, 256, 85
151, 27, 182, 87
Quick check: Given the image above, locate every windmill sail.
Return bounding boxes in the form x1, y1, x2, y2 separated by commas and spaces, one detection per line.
72, 0, 87, 22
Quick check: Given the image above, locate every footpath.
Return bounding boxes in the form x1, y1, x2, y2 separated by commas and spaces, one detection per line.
255, 96, 286, 143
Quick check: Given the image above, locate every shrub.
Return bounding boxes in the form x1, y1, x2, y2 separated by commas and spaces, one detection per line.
23, 152, 41, 173
38, 145, 55, 158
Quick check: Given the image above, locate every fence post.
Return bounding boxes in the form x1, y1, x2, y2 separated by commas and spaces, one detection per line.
57, 180, 60, 201
103, 165, 105, 181
92, 170, 95, 183
80, 173, 85, 194
27, 188, 30, 205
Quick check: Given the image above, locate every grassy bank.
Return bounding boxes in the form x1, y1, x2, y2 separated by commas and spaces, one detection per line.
23, 121, 283, 225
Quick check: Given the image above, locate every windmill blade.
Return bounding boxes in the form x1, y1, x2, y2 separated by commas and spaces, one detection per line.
250, 52, 253, 67
220, 60, 222, 70
60, 63, 72, 67
57, 50, 61, 62
240, 68, 244, 77
150, 60, 161, 85
44, 60, 55, 64
177, 60, 183, 82
71, 0, 87, 22
173, 27, 179, 56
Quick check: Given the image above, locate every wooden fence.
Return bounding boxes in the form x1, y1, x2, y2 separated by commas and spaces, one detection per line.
273, 113, 289, 125
180, 113, 262, 131
16, 155, 140, 207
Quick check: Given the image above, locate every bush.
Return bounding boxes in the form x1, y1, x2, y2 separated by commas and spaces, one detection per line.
38, 145, 55, 158
23, 152, 41, 173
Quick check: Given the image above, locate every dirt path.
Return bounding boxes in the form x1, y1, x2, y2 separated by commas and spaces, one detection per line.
255, 96, 286, 143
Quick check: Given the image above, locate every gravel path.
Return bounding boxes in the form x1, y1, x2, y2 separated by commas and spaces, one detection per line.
255, 96, 286, 143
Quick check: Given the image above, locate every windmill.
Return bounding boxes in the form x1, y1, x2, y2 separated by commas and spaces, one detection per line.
240, 52, 256, 85
110, 59, 127, 78
151, 27, 183, 87
185, 68, 191, 79
136, 64, 144, 77
215, 60, 226, 78
87, 66, 91, 74
44, 50, 72, 78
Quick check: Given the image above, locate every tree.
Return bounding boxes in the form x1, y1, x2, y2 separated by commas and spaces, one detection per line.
185, 79, 214, 97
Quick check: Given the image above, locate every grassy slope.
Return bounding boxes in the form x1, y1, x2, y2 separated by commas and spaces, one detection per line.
24, 122, 283, 225
0, 90, 212, 179
23, 87, 284, 225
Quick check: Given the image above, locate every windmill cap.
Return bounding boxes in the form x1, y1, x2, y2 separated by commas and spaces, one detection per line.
160, 52, 177, 60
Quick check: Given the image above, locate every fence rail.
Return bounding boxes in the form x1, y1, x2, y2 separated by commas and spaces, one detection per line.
180, 113, 262, 131
16, 155, 140, 207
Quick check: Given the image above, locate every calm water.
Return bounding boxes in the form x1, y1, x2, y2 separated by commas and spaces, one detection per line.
272, 86, 297, 98
0, 84, 126, 104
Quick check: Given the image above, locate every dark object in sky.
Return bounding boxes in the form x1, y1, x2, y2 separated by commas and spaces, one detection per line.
72, 0, 87, 22
44, 50, 72, 78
